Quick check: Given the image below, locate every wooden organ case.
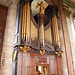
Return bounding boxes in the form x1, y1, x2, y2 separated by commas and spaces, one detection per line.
13, 0, 63, 75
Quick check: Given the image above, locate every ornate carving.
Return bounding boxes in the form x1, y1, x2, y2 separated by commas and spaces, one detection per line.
36, 1, 49, 14
20, 46, 31, 52
55, 51, 63, 56
40, 50, 46, 55
36, 1, 45, 14
55, 46, 63, 56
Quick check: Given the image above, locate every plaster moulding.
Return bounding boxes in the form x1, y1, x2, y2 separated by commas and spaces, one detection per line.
62, 0, 75, 8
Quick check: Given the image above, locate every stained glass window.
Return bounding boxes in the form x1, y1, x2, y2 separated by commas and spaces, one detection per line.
73, 17, 75, 24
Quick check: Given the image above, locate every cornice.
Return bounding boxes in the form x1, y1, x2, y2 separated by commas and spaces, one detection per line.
62, 0, 75, 8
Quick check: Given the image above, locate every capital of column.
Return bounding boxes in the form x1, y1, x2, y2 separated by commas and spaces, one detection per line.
7, 0, 20, 4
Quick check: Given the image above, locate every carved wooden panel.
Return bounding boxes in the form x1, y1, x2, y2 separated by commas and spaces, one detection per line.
38, 58, 47, 63
17, 52, 62, 75
17, 51, 22, 75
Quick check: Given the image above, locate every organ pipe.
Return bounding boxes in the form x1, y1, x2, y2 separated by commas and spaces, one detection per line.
21, 2, 30, 42
39, 23, 45, 47
52, 11, 60, 47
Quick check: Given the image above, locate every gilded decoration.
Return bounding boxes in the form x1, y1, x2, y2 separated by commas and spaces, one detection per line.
55, 51, 63, 56
40, 50, 46, 55
36, 1, 49, 14
20, 46, 31, 52
36, 1, 45, 14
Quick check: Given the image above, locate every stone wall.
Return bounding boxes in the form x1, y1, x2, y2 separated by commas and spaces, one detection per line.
0, 4, 8, 67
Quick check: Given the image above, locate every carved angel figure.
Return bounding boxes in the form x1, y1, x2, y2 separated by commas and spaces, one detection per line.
36, 1, 49, 14
36, 1, 45, 14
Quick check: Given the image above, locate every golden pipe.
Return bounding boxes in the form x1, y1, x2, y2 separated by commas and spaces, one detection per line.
52, 15, 60, 47
23, 5, 25, 40
22, 6, 24, 40
25, 4, 27, 41
24, 4, 26, 41
23, 3, 27, 42
26, 3, 28, 42
52, 17, 55, 42
26, 3, 30, 42
55, 16, 60, 46
22, 3, 30, 42
22, 8, 23, 40
50, 27, 52, 43
52, 16, 56, 45
54, 16, 57, 43
28, 3, 30, 42
31, 21, 38, 40
23, 7, 25, 40
26, 3, 29, 42
54, 16, 56, 43
46, 27, 52, 43
55, 17, 57, 44
39, 24, 44, 46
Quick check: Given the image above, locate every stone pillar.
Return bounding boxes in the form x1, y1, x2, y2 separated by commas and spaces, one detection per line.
57, 12, 68, 75
1, 0, 19, 75
58, 0, 74, 75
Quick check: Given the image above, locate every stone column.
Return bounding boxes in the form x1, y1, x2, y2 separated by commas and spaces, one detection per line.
58, 0, 74, 75
1, 0, 19, 75
57, 12, 68, 75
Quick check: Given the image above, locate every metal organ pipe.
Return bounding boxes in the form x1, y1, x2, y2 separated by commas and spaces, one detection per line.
21, 3, 30, 42
51, 7, 60, 47
38, 15, 45, 47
